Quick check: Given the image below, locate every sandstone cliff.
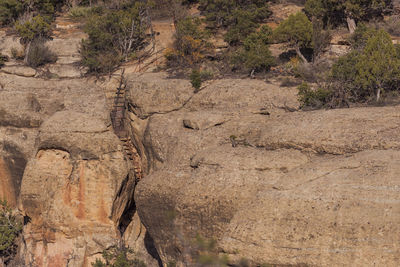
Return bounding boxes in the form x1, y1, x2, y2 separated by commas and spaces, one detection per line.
0, 58, 159, 266
1, 10, 400, 267
0, 18, 164, 266
127, 73, 400, 266
2, 66, 400, 266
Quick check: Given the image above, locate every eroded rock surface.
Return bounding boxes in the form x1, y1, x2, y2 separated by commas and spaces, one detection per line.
130, 73, 400, 266
19, 111, 129, 267
0, 71, 158, 266
0, 20, 162, 267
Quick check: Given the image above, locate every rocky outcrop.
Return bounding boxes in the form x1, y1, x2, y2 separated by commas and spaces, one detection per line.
0, 71, 158, 266
129, 73, 400, 266
19, 111, 129, 267
1, 66, 37, 77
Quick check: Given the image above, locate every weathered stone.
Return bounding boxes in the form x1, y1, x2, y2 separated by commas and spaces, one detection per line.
47, 36, 83, 63
0, 70, 152, 265
130, 73, 400, 266
1, 65, 36, 77
19, 111, 129, 267
48, 64, 82, 78
183, 112, 230, 130
126, 72, 193, 119
0, 30, 24, 58
185, 78, 298, 114
0, 21, 159, 267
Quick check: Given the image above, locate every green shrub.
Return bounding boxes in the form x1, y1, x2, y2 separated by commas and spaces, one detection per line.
15, 14, 52, 43
0, 200, 22, 264
354, 29, 400, 101
329, 50, 360, 106
333, 30, 400, 103
68, 6, 93, 19
81, 50, 122, 74
190, 69, 202, 90
165, 17, 211, 67
224, 9, 259, 45
304, 0, 388, 30
80, 2, 150, 73
328, 29, 400, 107
189, 69, 214, 91
199, 0, 271, 29
92, 247, 146, 267
231, 25, 275, 73
26, 38, 57, 67
0, 0, 60, 26
273, 12, 313, 63
298, 82, 331, 108
348, 23, 377, 50
0, 0, 24, 25
199, 0, 271, 46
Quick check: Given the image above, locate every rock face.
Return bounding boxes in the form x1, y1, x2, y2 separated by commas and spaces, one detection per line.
19, 111, 129, 267
2, 62, 400, 266
130, 73, 400, 266
0, 71, 158, 266
0, 73, 108, 192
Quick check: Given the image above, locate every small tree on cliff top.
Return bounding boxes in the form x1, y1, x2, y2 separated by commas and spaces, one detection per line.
80, 1, 150, 73
355, 29, 400, 101
274, 12, 313, 63
329, 29, 400, 105
305, 0, 389, 33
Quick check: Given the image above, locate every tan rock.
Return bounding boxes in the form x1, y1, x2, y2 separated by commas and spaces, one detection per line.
47, 37, 83, 63
0, 31, 24, 58
130, 73, 400, 266
185, 78, 298, 114
1, 65, 36, 77
123, 213, 161, 266
0, 71, 156, 265
48, 64, 82, 78
20, 111, 130, 267
126, 72, 193, 119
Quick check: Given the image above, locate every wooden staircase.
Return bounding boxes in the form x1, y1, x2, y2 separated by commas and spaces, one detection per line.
111, 70, 143, 180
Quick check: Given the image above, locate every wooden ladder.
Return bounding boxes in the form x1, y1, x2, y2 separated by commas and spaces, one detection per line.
111, 69, 143, 180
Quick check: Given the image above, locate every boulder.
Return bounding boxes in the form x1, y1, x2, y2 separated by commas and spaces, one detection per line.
1, 65, 36, 77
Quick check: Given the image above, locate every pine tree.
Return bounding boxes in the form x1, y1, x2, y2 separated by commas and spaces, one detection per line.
355, 29, 400, 101
274, 12, 313, 63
